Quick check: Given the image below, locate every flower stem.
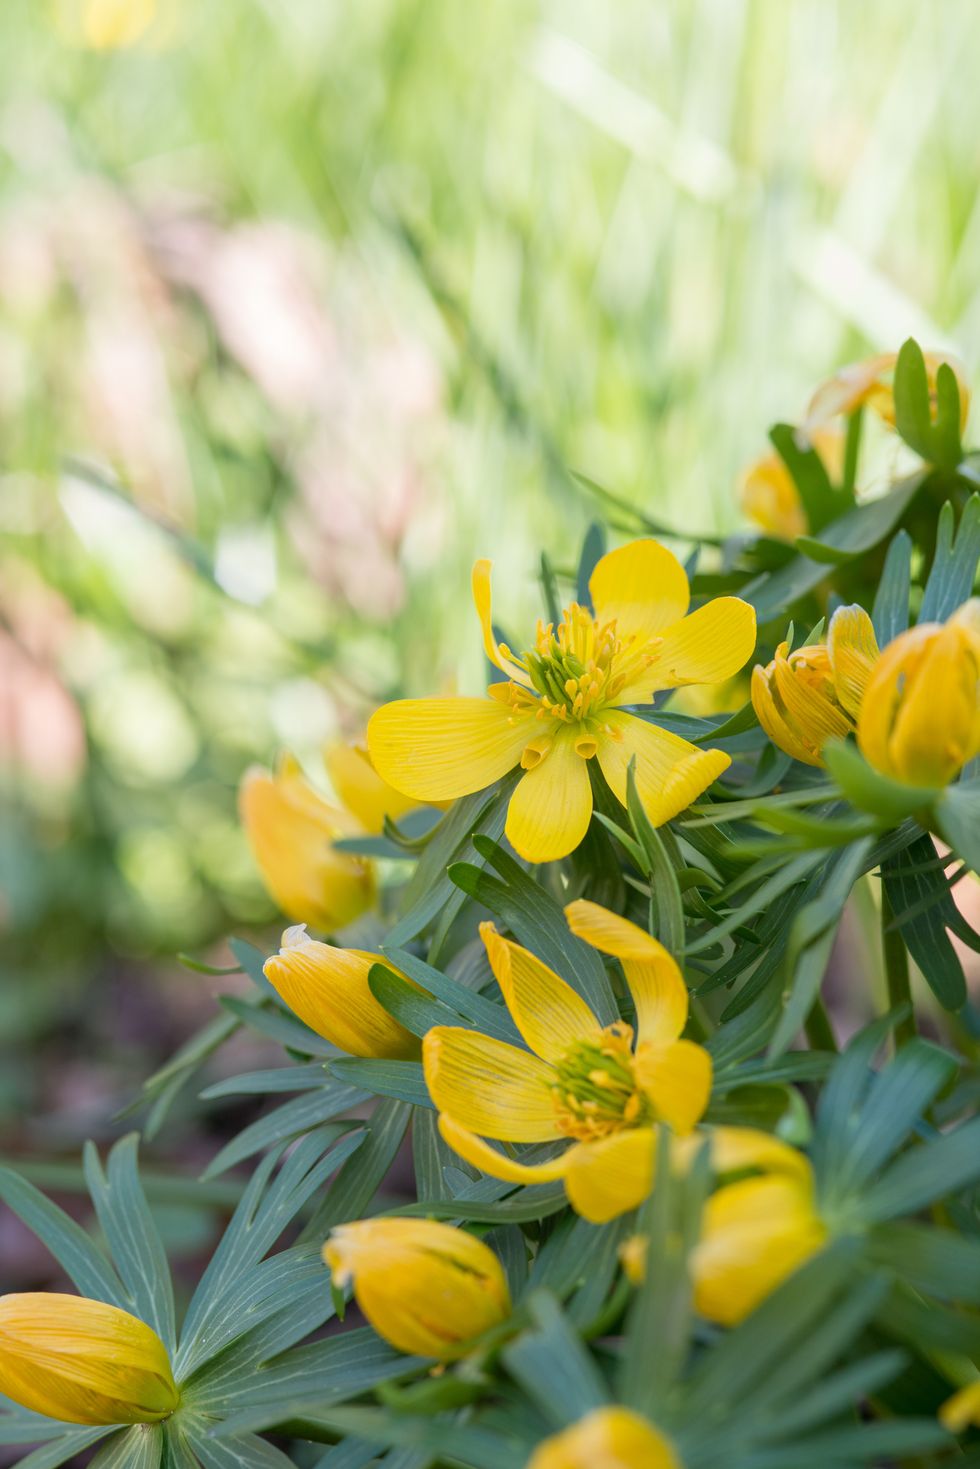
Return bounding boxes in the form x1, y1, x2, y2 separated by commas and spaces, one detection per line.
881, 888, 916, 1048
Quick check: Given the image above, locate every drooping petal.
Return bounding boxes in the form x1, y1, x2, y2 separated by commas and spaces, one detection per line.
598, 711, 730, 825
826, 605, 880, 720
437, 1114, 570, 1184
691, 1174, 827, 1326
264, 930, 419, 1059
480, 922, 597, 1063
423, 1027, 561, 1142
563, 900, 688, 1046
324, 740, 418, 835
634, 1039, 712, 1135
367, 697, 535, 803
472, 559, 533, 686
562, 1129, 659, 1223
505, 728, 594, 863
528, 1406, 682, 1469
589, 539, 690, 642
643, 598, 757, 692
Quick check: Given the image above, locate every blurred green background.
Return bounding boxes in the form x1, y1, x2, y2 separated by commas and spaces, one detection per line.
4, 0, 980, 1144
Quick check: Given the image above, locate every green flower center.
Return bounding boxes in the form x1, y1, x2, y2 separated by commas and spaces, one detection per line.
550, 1023, 652, 1140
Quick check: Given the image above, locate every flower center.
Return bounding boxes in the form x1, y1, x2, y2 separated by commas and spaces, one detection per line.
492, 603, 661, 736
550, 1022, 652, 1141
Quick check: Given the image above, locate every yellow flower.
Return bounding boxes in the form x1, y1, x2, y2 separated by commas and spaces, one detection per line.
806, 350, 970, 434
323, 1218, 510, 1360
751, 604, 879, 766
423, 902, 712, 1224
857, 600, 980, 788
264, 926, 419, 1059
739, 429, 844, 540
368, 540, 756, 863
324, 737, 420, 836
240, 754, 374, 932
0, 1294, 178, 1426
940, 1379, 980, 1434
528, 1406, 681, 1469
690, 1129, 827, 1326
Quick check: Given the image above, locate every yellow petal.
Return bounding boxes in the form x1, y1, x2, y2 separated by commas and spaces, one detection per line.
0, 1294, 178, 1427
647, 598, 757, 691
889, 623, 980, 786
826, 605, 880, 720
597, 711, 730, 825
528, 1406, 681, 1469
589, 539, 690, 642
324, 739, 418, 835
563, 901, 688, 1046
772, 646, 851, 752
751, 662, 821, 766
480, 922, 597, 1063
691, 1174, 827, 1326
239, 758, 375, 931
472, 559, 534, 685
437, 1114, 570, 1184
634, 1039, 712, 1135
367, 697, 535, 803
706, 1125, 814, 1182
940, 1380, 980, 1434
423, 1027, 561, 1142
505, 728, 594, 863
264, 930, 420, 1059
562, 1129, 659, 1223
324, 1217, 510, 1361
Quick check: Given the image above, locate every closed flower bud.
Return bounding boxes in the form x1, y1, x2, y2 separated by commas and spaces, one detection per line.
264, 927, 420, 1059
323, 1218, 511, 1360
751, 605, 879, 766
528, 1407, 681, 1469
0, 1294, 178, 1426
858, 601, 980, 788
239, 755, 374, 932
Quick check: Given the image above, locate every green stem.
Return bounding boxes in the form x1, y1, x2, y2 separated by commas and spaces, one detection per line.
881, 889, 916, 1048
804, 994, 838, 1053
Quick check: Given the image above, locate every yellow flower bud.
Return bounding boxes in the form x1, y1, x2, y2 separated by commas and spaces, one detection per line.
738, 429, 843, 541
527, 1407, 681, 1469
264, 927, 420, 1059
239, 755, 374, 932
323, 1218, 511, 1360
857, 601, 980, 788
940, 1379, 980, 1434
324, 738, 419, 836
0, 1294, 178, 1426
751, 605, 879, 766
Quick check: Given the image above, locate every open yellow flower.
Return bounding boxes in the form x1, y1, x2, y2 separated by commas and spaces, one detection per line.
528, 1406, 681, 1469
806, 350, 970, 434
752, 604, 879, 766
264, 925, 419, 1058
0, 1293, 178, 1426
690, 1130, 827, 1326
739, 429, 843, 541
323, 1218, 510, 1359
423, 902, 711, 1223
368, 540, 756, 863
858, 600, 980, 788
240, 739, 419, 932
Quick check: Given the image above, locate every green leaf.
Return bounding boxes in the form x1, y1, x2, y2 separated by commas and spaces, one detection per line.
89, 1425, 163, 1469
190, 1432, 297, 1469
83, 1135, 176, 1354
303, 1099, 412, 1238
894, 338, 963, 467
502, 1293, 608, 1428
872, 528, 912, 645
200, 1063, 332, 1100
202, 1093, 368, 1178
11, 1428, 117, 1469
451, 839, 616, 1023
576, 521, 606, 608
626, 762, 685, 955
861, 1115, 980, 1222
920, 495, 980, 622
368, 965, 468, 1039
936, 777, 980, 874
0, 1167, 126, 1306
382, 948, 522, 1046
769, 422, 846, 533
327, 1058, 431, 1109
867, 1222, 980, 1301
822, 739, 935, 824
